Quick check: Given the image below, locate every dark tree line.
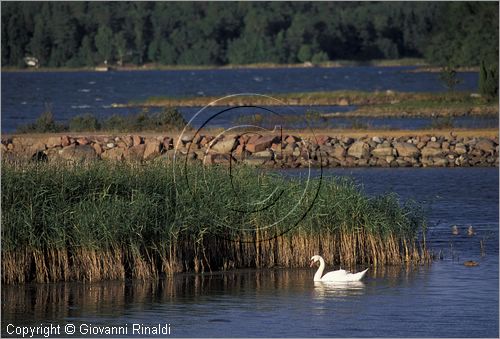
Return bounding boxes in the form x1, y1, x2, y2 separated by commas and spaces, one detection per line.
1, 1, 498, 68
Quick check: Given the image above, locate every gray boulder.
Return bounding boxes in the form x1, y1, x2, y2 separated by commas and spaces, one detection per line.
347, 141, 370, 159
394, 142, 420, 158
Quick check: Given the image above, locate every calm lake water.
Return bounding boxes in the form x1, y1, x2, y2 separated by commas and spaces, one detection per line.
2, 168, 498, 338
1, 66, 484, 133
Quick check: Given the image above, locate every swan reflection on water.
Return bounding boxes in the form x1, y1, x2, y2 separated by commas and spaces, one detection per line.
313, 281, 366, 299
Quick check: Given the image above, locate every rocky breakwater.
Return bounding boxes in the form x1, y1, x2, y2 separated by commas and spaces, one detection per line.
1, 133, 498, 168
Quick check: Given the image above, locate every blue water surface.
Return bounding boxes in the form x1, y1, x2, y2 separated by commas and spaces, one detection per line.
1, 67, 480, 133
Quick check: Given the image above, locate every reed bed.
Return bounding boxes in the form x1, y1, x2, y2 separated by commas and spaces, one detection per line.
1, 160, 429, 284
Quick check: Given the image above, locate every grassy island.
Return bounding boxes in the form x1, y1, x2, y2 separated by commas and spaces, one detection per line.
2, 160, 429, 284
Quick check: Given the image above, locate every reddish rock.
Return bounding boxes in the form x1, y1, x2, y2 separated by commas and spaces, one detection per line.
344, 156, 357, 167
116, 141, 128, 149
416, 141, 427, 149
19, 139, 47, 156
315, 135, 331, 145
92, 143, 103, 155
232, 144, 246, 159
283, 142, 296, 155
271, 142, 285, 153
61, 136, 71, 146
246, 135, 278, 153
247, 135, 262, 145
122, 135, 134, 147
199, 136, 210, 147
132, 135, 142, 146
77, 137, 89, 145
192, 134, 202, 145
126, 144, 146, 162
285, 135, 300, 144
239, 135, 251, 145
46, 136, 62, 148
144, 139, 161, 160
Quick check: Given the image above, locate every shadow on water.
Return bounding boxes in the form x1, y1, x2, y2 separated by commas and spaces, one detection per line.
2, 261, 498, 337
1, 266, 408, 326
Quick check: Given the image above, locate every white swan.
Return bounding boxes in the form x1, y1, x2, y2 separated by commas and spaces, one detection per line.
310, 255, 368, 282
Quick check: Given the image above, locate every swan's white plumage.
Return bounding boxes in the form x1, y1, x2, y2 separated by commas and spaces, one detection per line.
310, 255, 368, 282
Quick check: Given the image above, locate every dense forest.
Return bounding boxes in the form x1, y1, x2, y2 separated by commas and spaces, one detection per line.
1, 1, 498, 68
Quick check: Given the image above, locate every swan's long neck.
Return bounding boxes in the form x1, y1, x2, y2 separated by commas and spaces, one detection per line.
314, 257, 326, 281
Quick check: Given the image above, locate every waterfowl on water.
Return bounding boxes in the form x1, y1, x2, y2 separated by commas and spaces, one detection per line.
310, 255, 368, 282
467, 225, 476, 236
452, 225, 459, 235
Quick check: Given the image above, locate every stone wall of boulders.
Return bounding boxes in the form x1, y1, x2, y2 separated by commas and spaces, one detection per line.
2, 133, 498, 167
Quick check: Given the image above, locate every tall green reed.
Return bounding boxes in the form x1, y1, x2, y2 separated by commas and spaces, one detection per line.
1, 160, 429, 283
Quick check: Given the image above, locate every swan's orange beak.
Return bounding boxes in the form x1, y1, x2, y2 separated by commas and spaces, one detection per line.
310, 260, 315, 267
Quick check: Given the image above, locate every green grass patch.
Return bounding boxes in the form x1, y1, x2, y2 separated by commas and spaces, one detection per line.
16, 107, 188, 134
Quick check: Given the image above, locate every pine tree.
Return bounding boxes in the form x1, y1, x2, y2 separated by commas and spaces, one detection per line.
479, 60, 499, 100
114, 31, 127, 65
29, 15, 51, 66
78, 35, 95, 66
95, 26, 113, 64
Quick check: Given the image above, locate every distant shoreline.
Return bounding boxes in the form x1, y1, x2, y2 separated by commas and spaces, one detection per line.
1, 58, 477, 73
